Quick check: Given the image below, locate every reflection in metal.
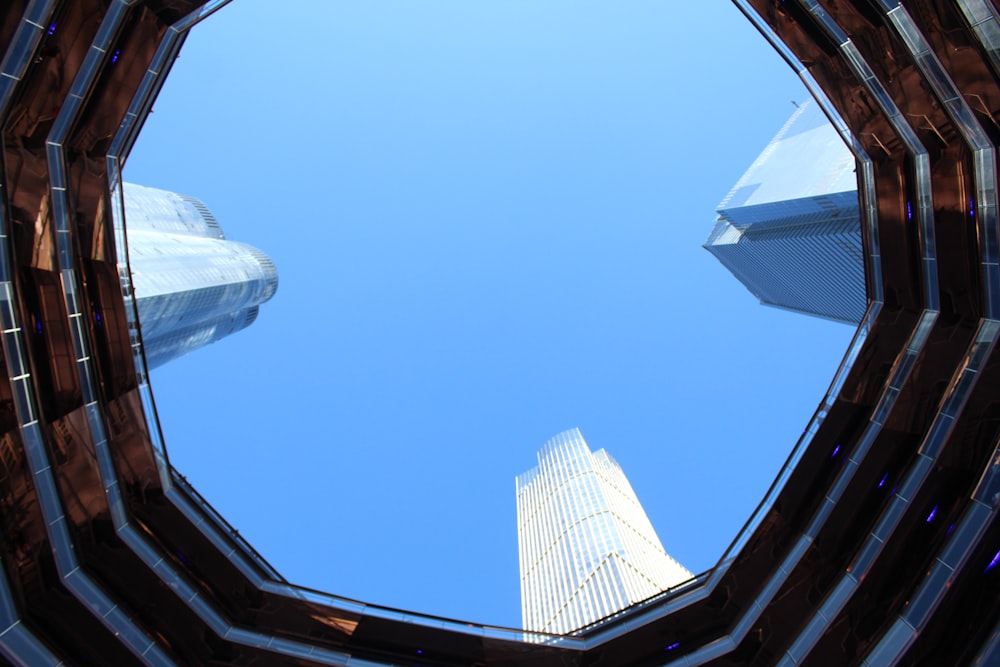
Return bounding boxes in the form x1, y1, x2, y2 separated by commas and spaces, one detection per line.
860, 436, 999, 665
0, 0, 997, 664
960, 1, 1000, 74
0, 2, 66, 661
3, 1, 172, 664
874, 0, 1000, 320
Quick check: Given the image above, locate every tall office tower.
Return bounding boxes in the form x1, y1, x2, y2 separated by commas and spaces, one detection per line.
704, 100, 864, 324
516, 428, 692, 634
120, 183, 278, 369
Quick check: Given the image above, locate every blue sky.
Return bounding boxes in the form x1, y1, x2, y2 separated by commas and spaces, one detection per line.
123, 1, 853, 629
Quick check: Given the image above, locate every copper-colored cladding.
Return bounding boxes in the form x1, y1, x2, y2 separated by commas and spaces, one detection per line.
0, 1, 998, 665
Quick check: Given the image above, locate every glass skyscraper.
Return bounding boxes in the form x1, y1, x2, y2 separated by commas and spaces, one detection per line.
121, 183, 278, 369
704, 100, 864, 324
516, 428, 691, 634
1, 2, 996, 664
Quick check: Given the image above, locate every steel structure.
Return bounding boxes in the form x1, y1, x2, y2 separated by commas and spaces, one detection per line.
0, 1, 997, 664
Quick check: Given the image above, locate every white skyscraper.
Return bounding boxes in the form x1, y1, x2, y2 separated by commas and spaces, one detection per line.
516, 428, 691, 634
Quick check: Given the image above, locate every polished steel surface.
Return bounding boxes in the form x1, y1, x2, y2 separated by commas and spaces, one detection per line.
0, 1, 997, 664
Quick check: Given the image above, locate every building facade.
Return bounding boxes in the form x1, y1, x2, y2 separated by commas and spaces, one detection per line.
0, 1, 997, 664
516, 429, 691, 634
121, 183, 278, 369
704, 100, 865, 324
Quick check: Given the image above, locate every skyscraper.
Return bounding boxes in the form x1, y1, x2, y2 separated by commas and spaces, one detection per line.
120, 183, 278, 369
0, 2, 996, 665
516, 428, 692, 634
704, 100, 864, 324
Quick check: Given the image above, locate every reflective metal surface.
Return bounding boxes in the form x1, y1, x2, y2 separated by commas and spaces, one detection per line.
0, 0, 997, 664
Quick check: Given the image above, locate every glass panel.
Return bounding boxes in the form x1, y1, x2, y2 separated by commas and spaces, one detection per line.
222, 626, 267, 649
887, 8, 930, 56
46, 516, 76, 574
863, 617, 914, 666
920, 416, 954, 460
0, 569, 19, 624
107, 481, 128, 527
67, 573, 116, 619
0, 626, 63, 666
4, 331, 25, 379
874, 501, 906, 542
904, 562, 952, 626
957, 0, 996, 24
939, 504, 990, 567
187, 594, 227, 635
896, 456, 932, 502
